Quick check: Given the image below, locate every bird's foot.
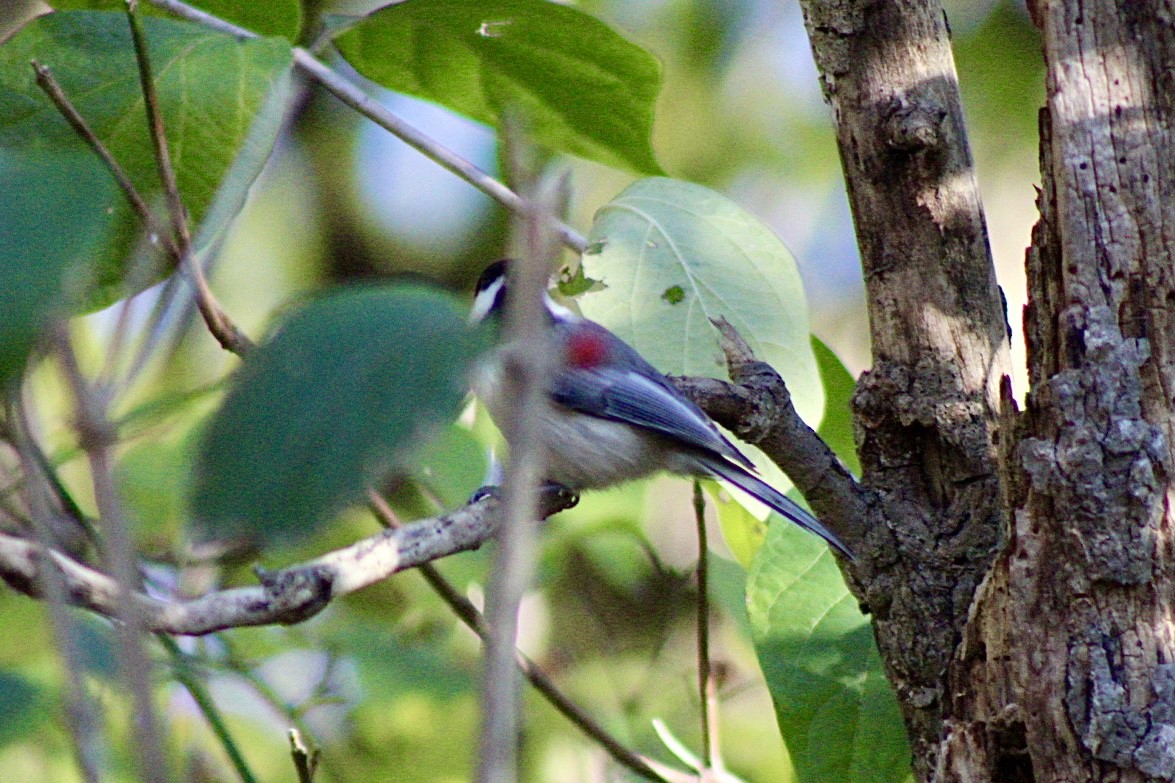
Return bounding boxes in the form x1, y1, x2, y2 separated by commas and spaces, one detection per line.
469, 483, 579, 517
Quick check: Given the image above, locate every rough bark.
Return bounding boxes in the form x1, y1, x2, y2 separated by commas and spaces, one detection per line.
937, 2, 1175, 782
801, 0, 1175, 780
797, 0, 1012, 777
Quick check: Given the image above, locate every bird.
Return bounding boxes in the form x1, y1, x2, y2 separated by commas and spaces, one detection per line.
469, 259, 852, 560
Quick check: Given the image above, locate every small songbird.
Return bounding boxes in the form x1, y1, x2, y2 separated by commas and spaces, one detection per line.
470, 259, 851, 559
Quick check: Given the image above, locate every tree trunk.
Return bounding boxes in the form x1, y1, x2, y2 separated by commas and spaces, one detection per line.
800, 1, 1175, 781
940, 2, 1175, 781
798, 0, 1011, 778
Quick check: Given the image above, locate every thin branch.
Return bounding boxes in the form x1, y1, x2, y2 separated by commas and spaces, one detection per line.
691, 481, 715, 770
158, 634, 259, 783
31, 53, 252, 362
9, 400, 105, 783
124, 0, 254, 356
30, 59, 218, 392
51, 326, 171, 783
366, 492, 671, 782
30, 60, 174, 256
288, 729, 318, 783
476, 136, 564, 783
0, 491, 575, 636
126, 0, 185, 241
672, 318, 872, 555
141, 0, 588, 254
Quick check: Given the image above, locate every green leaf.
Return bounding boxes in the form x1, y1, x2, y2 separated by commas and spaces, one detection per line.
70, 614, 119, 681
179, 0, 301, 40
334, 0, 663, 174
579, 177, 824, 513
0, 10, 293, 309
708, 483, 767, 569
813, 336, 859, 476
191, 285, 486, 542
0, 670, 48, 747
0, 148, 116, 383
50, 0, 302, 40
748, 522, 911, 783
409, 424, 487, 510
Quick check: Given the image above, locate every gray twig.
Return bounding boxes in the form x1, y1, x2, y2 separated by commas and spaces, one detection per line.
288, 729, 319, 783
0, 493, 580, 636
51, 324, 172, 783
475, 129, 563, 783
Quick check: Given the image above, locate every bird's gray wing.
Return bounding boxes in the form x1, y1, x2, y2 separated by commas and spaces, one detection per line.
550, 364, 755, 470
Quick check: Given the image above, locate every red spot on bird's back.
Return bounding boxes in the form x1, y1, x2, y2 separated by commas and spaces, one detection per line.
566, 328, 609, 368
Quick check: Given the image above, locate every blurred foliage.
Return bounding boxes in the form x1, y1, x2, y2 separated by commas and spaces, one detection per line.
0, 10, 293, 309
0, 1, 1044, 781
0, 149, 115, 383
191, 286, 485, 543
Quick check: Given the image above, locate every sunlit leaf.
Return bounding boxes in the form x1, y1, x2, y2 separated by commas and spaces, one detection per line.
335, 0, 663, 174
0, 148, 116, 383
708, 483, 767, 569
579, 176, 824, 518
0, 10, 293, 309
748, 522, 912, 783
191, 285, 486, 542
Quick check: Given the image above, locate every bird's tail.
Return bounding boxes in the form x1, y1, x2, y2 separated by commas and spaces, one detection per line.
703, 459, 854, 561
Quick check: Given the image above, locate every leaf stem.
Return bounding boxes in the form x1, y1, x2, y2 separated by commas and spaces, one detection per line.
158, 634, 259, 783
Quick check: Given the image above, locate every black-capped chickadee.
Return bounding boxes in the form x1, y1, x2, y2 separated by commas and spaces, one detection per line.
470, 259, 852, 560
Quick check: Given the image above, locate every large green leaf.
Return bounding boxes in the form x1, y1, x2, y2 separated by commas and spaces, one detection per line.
0, 148, 117, 383
748, 522, 911, 783
578, 177, 824, 523
0, 10, 293, 309
50, 0, 303, 40
191, 286, 486, 542
334, 0, 662, 174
